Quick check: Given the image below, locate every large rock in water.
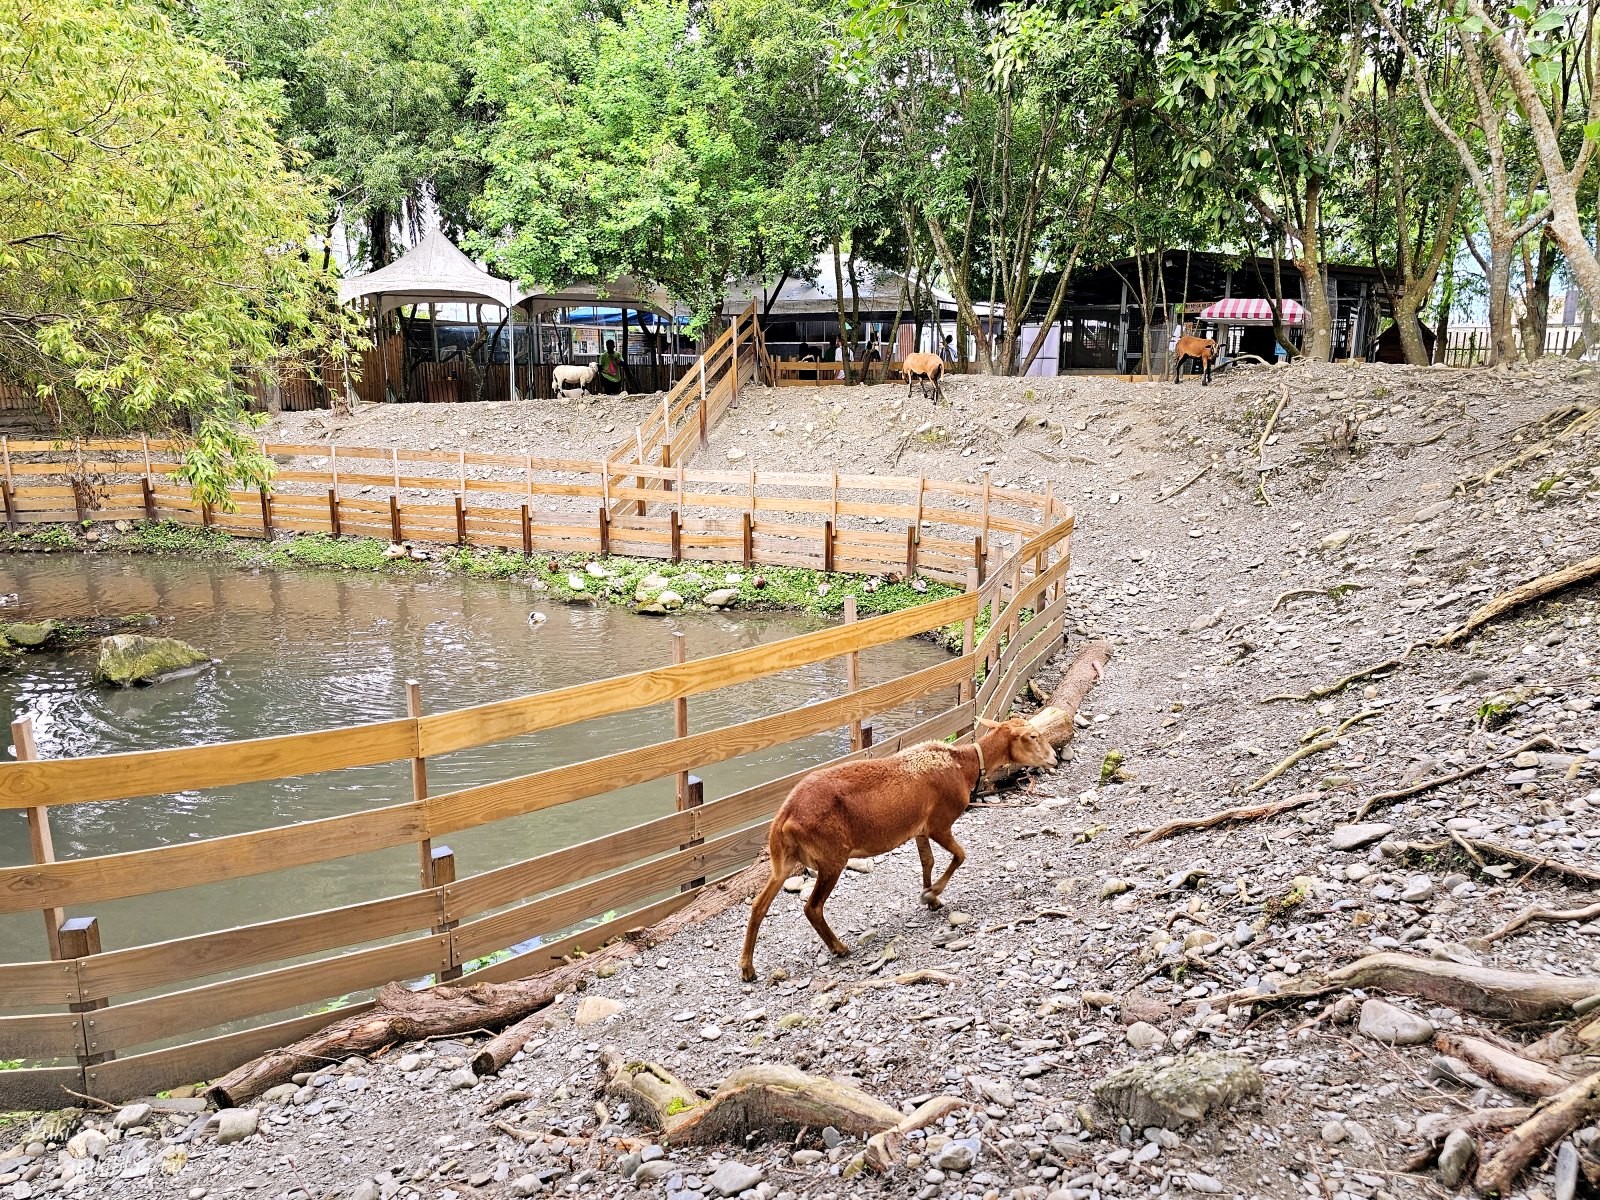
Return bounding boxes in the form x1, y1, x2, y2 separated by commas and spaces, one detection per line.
2, 620, 60, 648
1092, 1052, 1262, 1129
94, 634, 213, 687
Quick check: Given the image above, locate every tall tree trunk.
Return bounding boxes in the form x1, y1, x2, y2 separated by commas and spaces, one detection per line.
831, 240, 848, 377
1518, 231, 1559, 360
1392, 292, 1428, 366
1486, 236, 1518, 365
368, 209, 394, 269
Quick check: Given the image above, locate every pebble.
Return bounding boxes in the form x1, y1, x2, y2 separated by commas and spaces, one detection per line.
111, 1103, 153, 1131
212, 1109, 259, 1145
1124, 1021, 1166, 1050
1330, 823, 1394, 851
1187, 1172, 1224, 1193
1438, 1129, 1476, 1187
575, 996, 623, 1026
1320, 1120, 1348, 1144
446, 1067, 479, 1089
933, 1139, 978, 1172
1358, 997, 1435, 1045
706, 1162, 764, 1196
792, 1150, 824, 1166
1555, 1140, 1580, 1200
1401, 875, 1434, 903
394, 1053, 423, 1072
699, 1024, 722, 1041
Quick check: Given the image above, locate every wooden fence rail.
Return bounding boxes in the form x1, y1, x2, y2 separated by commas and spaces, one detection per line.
0, 449, 1073, 1110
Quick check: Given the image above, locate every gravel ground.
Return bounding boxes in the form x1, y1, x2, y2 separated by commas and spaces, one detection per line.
6, 358, 1600, 1200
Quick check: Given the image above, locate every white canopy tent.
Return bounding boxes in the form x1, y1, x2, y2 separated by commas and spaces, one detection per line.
338, 228, 681, 401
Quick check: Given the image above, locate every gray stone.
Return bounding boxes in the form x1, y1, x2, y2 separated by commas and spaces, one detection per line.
1401, 876, 1435, 903
635, 1162, 674, 1183
821, 1127, 842, 1149
94, 634, 212, 686
2, 621, 59, 648
1091, 1053, 1262, 1129
1330, 823, 1394, 851
1320, 1120, 1347, 1144
706, 1162, 764, 1196
111, 1104, 153, 1131
933, 1140, 978, 1172
1438, 1129, 1476, 1188
509, 1175, 543, 1198
65, 1132, 107, 1161
259, 1084, 298, 1105
394, 1053, 423, 1072
213, 1109, 258, 1145
349, 1183, 380, 1200
791, 1150, 824, 1167
1555, 1140, 1579, 1200
446, 1067, 479, 1089
1186, 1172, 1224, 1193
1359, 997, 1434, 1045
702, 589, 739, 609
1125, 1022, 1166, 1050
641, 1144, 665, 1163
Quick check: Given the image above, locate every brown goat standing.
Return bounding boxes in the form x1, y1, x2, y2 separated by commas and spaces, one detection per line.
739, 717, 1056, 982
902, 350, 946, 403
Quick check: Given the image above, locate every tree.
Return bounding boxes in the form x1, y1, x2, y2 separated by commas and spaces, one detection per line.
1, 0, 355, 503
472, 0, 805, 332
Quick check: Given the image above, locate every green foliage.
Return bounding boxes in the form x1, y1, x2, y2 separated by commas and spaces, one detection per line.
0, 0, 357, 505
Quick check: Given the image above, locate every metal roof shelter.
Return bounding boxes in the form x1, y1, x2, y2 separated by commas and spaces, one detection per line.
1198, 297, 1306, 324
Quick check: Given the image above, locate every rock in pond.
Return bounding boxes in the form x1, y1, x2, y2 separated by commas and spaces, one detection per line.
702, 588, 740, 609
94, 634, 213, 687
2, 620, 60, 649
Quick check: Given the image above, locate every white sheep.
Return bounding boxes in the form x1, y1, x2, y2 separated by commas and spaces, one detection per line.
551, 363, 598, 397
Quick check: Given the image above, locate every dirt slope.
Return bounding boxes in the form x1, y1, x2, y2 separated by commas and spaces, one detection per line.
9, 358, 1600, 1200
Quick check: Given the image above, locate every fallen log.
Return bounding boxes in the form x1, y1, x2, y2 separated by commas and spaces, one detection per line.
1476, 1071, 1600, 1195
1135, 793, 1314, 846
1216, 953, 1600, 1024
1435, 552, 1600, 648
471, 1006, 561, 1077
207, 861, 770, 1108
1433, 1033, 1574, 1098
605, 1058, 901, 1144
987, 640, 1111, 786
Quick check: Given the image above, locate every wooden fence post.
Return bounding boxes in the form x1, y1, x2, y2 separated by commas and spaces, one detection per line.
454, 495, 467, 546
260, 487, 274, 539
844, 595, 863, 751
697, 358, 708, 447
960, 567, 979, 704
140, 478, 155, 523
406, 681, 433, 888
904, 524, 919, 578
672, 632, 689, 808
598, 506, 611, 556
741, 511, 754, 568
1, 435, 10, 495
327, 488, 341, 537
59, 918, 111, 1067
681, 776, 705, 892
12, 718, 64, 960
730, 313, 740, 407
432, 848, 460, 982
973, 536, 986, 586
392, 447, 401, 494
390, 495, 403, 544
521, 503, 533, 556
823, 519, 835, 574
2, 482, 15, 532
670, 509, 682, 563
633, 427, 647, 517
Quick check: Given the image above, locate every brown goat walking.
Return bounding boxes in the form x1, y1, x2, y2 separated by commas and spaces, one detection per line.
739, 717, 1057, 982
902, 350, 946, 403
1171, 335, 1219, 385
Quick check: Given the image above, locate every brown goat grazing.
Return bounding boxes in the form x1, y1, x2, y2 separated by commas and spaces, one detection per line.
739, 717, 1057, 981
1171, 335, 1219, 385
902, 351, 946, 403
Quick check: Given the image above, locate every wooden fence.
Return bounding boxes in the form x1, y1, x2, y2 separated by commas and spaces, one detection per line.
770, 358, 971, 387
0, 444, 1074, 1109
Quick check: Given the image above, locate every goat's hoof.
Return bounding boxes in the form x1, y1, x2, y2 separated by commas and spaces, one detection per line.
830, 942, 851, 958
739, 963, 756, 983
921, 890, 944, 908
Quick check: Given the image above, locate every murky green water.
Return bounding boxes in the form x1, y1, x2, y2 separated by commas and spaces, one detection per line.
0, 554, 953, 968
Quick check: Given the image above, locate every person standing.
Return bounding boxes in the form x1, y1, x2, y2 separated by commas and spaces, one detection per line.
597, 339, 626, 394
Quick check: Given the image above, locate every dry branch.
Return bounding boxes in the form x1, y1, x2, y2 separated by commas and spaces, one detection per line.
1157, 463, 1212, 504
1391, 837, 1600, 886
1433, 1033, 1574, 1098
1135, 793, 1315, 846
1434, 552, 1600, 648
1254, 386, 1291, 457
207, 861, 771, 1108
471, 1008, 560, 1077
1246, 710, 1379, 793
1260, 649, 1415, 704
1403, 1108, 1533, 1171
1476, 1072, 1600, 1195
1475, 902, 1600, 948
1315, 953, 1600, 1023
1353, 735, 1558, 820
864, 1096, 974, 1172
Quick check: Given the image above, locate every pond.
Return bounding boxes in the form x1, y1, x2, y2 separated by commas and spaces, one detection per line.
0, 554, 955, 967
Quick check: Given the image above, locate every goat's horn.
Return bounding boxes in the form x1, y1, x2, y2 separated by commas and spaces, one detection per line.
976, 717, 1003, 729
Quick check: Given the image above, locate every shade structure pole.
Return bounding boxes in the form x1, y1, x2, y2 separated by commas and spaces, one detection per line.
508, 304, 518, 402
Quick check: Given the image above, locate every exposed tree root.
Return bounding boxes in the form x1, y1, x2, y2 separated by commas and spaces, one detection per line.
1433, 552, 1600, 648
1270, 582, 1363, 611
1353, 735, 1559, 820
1403, 1108, 1532, 1171
1390, 837, 1600, 886
1216, 952, 1600, 1023
1261, 649, 1415, 704
1156, 463, 1212, 504
1434, 1033, 1574, 1098
604, 1057, 901, 1144
1476, 1071, 1600, 1195
864, 1096, 975, 1172
1246, 710, 1379, 792
1135, 793, 1315, 845
207, 861, 771, 1107
1254, 386, 1291, 458
1474, 901, 1600, 948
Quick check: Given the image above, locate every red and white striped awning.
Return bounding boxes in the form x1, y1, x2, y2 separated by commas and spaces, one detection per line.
1196, 298, 1306, 324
